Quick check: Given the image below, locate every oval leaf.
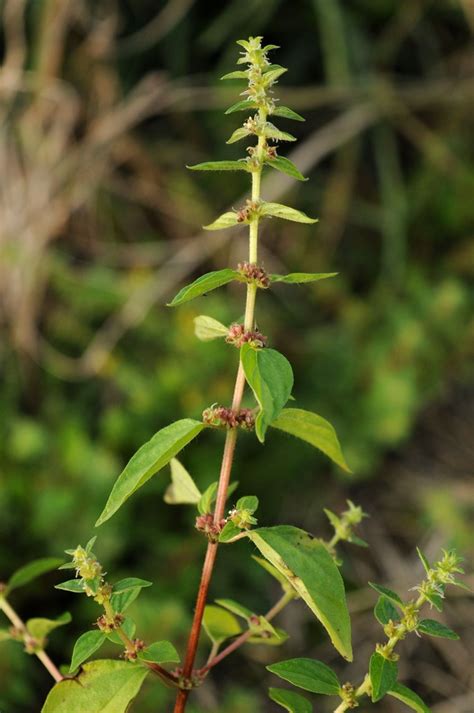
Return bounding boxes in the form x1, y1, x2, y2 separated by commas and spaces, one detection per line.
202, 605, 242, 646
96, 419, 205, 526
168, 269, 238, 306
194, 315, 228, 342
248, 526, 352, 660
138, 640, 180, 664
370, 652, 398, 702
417, 619, 459, 640
241, 345, 293, 443
110, 588, 141, 614
69, 631, 106, 673
266, 156, 308, 181
270, 408, 350, 472
41, 659, 148, 713
27, 613, 71, 641
269, 688, 313, 713
164, 458, 202, 504
374, 596, 400, 626
260, 202, 317, 223
271, 273, 337, 284
8, 558, 64, 593
388, 683, 431, 713
187, 160, 249, 172
267, 658, 340, 695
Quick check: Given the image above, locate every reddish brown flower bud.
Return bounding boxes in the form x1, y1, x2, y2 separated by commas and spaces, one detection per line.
226, 322, 266, 348
237, 261, 270, 289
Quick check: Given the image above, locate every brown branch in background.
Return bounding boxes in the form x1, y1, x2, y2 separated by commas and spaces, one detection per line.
116, 0, 196, 56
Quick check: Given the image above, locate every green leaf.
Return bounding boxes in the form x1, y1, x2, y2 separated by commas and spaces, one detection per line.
106, 618, 136, 645
112, 578, 152, 594
262, 67, 288, 86
168, 269, 239, 306
69, 631, 106, 673
203, 212, 240, 231
202, 605, 242, 645
374, 596, 400, 626
226, 127, 251, 144
215, 599, 254, 620
266, 156, 308, 181
164, 458, 202, 504
263, 124, 297, 142
96, 419, 205, 526
187, 160, 249, 172
248, 526, 352, 660
41, 659, 149, 713
221, 70, 248, 80
368, 583, 403, 608
272, 106, 305, 121
388, 683, 431, 713
218, 521, 242, 542
27, 613, 71, 642
138, 640, 180, 664
270, 409, 350, 472
110, 588, 141, 614
55, 579, 84, 594
260, 202, 317, 223
225, 100, 258, 114
369, 652, 398, 702
193, 315, 228, 342
8, 558, 64, 593
235, 495, 259, 513
417, 619, 459, 640
269, 688, 312, 713
241, 345, 293, 443
268, 657, 340, 694
416, 547, 431, 574
424, 591, 443, 612
197, 480, 237, 517
0, 629, 13, 642
271, 273, 337, 284
249, 625, 288, 646
252, 555, 295, 593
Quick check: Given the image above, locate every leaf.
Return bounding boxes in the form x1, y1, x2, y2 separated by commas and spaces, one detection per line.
270, 409, 350, 472
110, 588, 141, 614
198, 481, 238, 516
193, 315, 228, 342
187, 160, 249, 172
41, 659, 149, 713
96, 419, 205, 526
226, 127, 251, 144
220, 70, 248, 80
268, 688, 313, 713
218, 521, 242, 542
241, 345, 293, 443
0, 629, 13, 642
112, 578, 152, 594
272, 106, 305, 121
235, 495, 259, 513
164, 458, 202, 504
260, 202, 317, 223
249, 625, 288, 646
27, 613, 71, 642
225, 100, 258, 114
8, 558, 64, 593
69, 631, 106, 673
263, 124, 297, 142
262, 67, 288, 86
252, 555, 295, 593
271, 273, 337, 284
202, 605, 242, 646
416, 547, 431, 574
248, 526, 352, 660
267, 658, 340, 694
417, 619, 459, 640
368, 583, 404, 608
55, 580, 85, 594
138, 640, 180, 664
203, 212, 240, 231
424, 591, 443, 612
388, 683, 431, 713
168, 269, 239, 306
369, 652, 398, 702
266, 156, 308, 181
374, 596, 400, 626
215, 599, 254, 620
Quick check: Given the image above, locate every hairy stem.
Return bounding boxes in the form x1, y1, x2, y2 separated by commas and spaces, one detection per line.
0, 597, 63, 683
173, 117, 266, 713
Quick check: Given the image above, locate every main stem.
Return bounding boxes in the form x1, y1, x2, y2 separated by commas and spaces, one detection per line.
0, 597, 63, 683
173, 131, 265, 713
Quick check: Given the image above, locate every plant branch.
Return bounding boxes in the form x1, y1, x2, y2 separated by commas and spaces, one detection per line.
0, 596, 63, 683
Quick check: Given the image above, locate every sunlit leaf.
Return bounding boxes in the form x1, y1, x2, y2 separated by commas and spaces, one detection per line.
164, 458, 202, 504
260, 202, 317, 223
27, 613, 71, 642
168, 269, 239, 306
203, 212, 240, 231
202, 605, 242, 645
193, 315, 228, 342
138, 640, 180, 664
221, 70, 248, 80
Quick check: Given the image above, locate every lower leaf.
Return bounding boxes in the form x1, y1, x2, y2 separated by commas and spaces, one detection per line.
369, 652, 398, 702
269, 688, 313, 713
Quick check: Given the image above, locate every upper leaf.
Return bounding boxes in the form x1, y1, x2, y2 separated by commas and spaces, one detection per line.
69, 631, 106, 673
262, 67, 288, 86
202, 605, 242, 646
96, 419, 205, 526
187, 160, 249, 172
41, 659, 149, 713
260, 202, 317, 223
267, 658, 340, 695
164, 458, 202, 504
271, 273, 337, 284
203, 212, 240, 231
112, 578, 152, 594
368, 583, 403, 608
241, 345, 294, 442
248, 526, 352, 660
168, 269, 239, 306
266, 156, 308, 181
388, 683, 431, 713
138, 640, 180, 664
270, 408, 351, 472
194, 315, 228, 342
268, 688, 313, 713
7, 558, 64, 593
263, 124, 297, 142
226, 127, 252, 144
220, 70, 248, 80
369, 652, 398, 702
272, 106, 305, 121
417, 619, 459, 640
225, 100, 258, 114
27, 613, 71, 642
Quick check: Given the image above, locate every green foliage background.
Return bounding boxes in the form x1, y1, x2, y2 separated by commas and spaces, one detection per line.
0, 1, 473, 711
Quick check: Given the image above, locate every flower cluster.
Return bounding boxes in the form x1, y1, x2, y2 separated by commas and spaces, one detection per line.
237, 261, 270, 288
195, 513, 227, 542
235, 199, 260, 223
202, 405, 255, 430
226, 323, 266, 348
236, 36, 278, 112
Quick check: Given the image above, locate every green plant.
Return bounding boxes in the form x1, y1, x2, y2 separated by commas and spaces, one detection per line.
0, 36, 468, 713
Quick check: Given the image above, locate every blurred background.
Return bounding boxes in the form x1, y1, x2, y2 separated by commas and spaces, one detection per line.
0, 1, 473, 711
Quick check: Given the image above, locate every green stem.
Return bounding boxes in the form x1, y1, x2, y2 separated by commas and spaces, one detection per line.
0, 596, 63, 682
